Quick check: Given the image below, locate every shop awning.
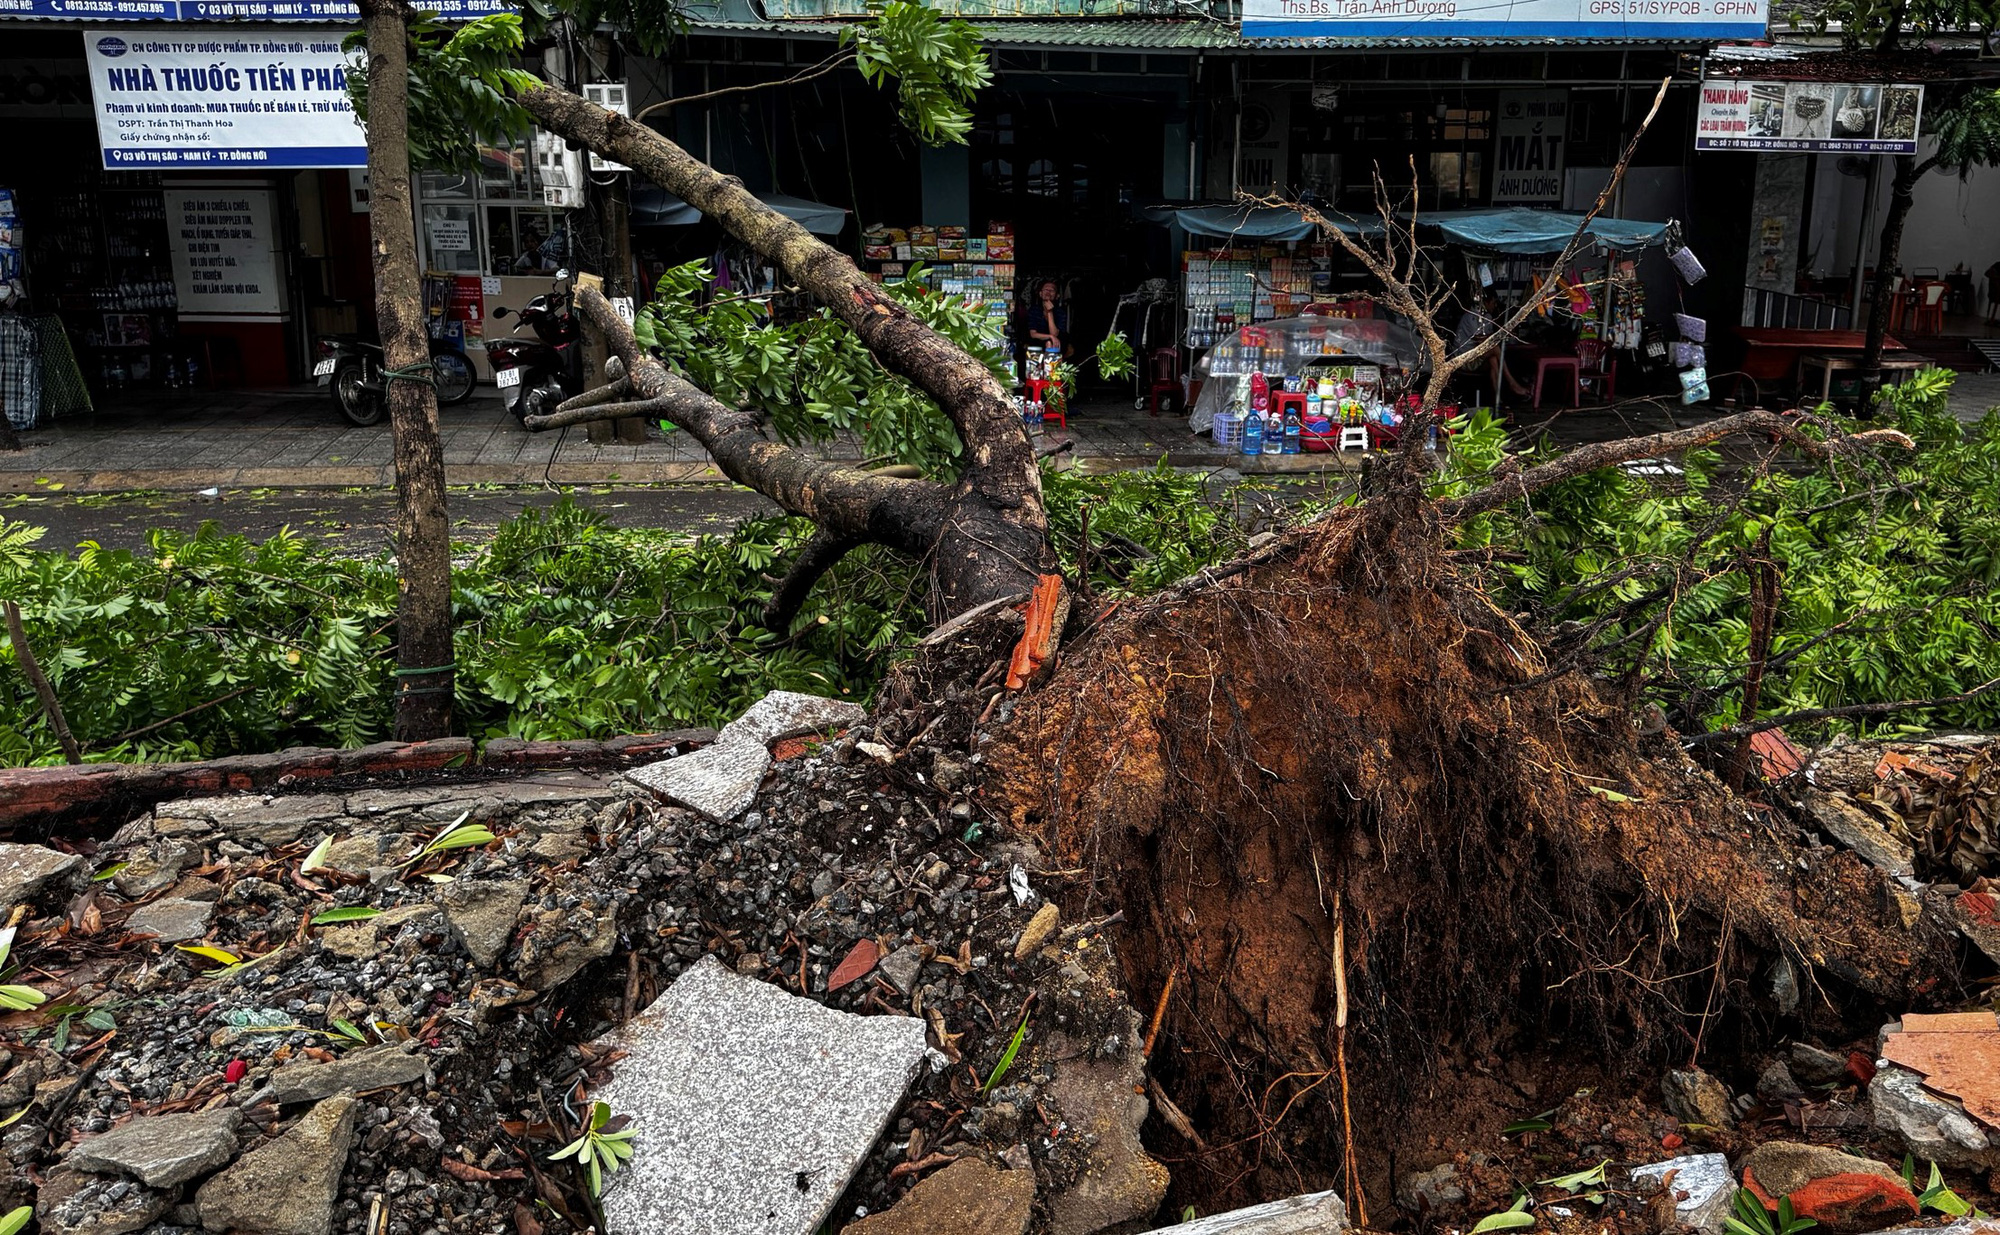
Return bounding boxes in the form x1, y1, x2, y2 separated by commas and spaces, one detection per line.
1411, 208, 1672, 254
630, 184, 849, 236
1138, 203, 1380, 242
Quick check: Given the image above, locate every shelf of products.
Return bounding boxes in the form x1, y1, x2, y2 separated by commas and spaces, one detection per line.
862, 222, 1017, 358
22, 172, 186, 392
1181, 243, 1334, 349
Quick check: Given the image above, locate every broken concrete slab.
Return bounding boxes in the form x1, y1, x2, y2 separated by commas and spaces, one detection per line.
1803, 793, 1916, 876
720, 690, 868, 748
590, 953, 928, 1235
124, 897, 214, 945
842, 1157, 1036, 1235
1869, 1063, 2000, 1172
264, 1044, 428, 1107
624, 741, 772, 823
877, 945, 925, 995
36, 1166, 168, 1235
155, 794, 346, 848
196, 1094, 356, 1235
65, 1107, 241, 1188
1043, 1015, 1170, 1235
0, 842, 84, 908
108, 838, 195, 900
1161, 1189, 1350, 1233
436, 878, 528, 968
515, 900, 617, 989
1631, 1154, 1732, 1235
317, 903, 442, 961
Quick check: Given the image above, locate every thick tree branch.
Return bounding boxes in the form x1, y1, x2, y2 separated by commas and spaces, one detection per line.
1683, 676, 2000, 745
762, 530, 862, 631
4, 600, 80, 764
535, 288, 949, 555
517, 83, 1050, 620
1440, 412, 1913, 521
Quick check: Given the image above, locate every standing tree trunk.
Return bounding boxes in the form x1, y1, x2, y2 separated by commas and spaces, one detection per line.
1856, 153, 1936, 395
359, 0, 455, 740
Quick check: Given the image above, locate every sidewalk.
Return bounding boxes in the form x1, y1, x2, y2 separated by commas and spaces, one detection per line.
0, 386, 1355, 494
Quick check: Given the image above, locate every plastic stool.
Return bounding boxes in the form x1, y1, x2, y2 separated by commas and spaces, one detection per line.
1024, 377, 1066, 428
1337, 425, 1369, 451
1532, 356, 1581, 408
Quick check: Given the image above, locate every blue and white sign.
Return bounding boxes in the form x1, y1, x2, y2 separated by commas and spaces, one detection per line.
84, 26, 365, 168
1240, 0, 1769, 40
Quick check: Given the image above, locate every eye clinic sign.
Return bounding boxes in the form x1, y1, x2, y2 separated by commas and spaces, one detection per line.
1240, 0, 1768, 38
83, 28, 366, 169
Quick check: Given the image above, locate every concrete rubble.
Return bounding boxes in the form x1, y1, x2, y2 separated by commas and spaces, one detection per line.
625, 690, 866, 822
1160, 1189, 1350, 1233
590, 953, 928, 1235
1631, 1153, 1733, 1234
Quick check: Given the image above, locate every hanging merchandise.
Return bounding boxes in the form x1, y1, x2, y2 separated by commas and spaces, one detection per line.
1667, 226, 1708, 285
1674, 313, 1708, 343
1673, 342, 1707, 369
1679, 366, 1712, 404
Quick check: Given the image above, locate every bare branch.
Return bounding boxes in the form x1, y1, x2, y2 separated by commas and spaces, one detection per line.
1683, 676, 2000, 745
633, 50, 855, 122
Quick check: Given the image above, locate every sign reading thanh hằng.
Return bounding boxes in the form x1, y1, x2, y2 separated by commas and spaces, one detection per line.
1241, 0, 1769, 40
1694, 77, 1924, 154
83, 27, 365, 169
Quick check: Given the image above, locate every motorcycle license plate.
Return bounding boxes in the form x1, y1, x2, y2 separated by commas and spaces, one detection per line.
495, 367, 522, 389
312, 358, 335, 384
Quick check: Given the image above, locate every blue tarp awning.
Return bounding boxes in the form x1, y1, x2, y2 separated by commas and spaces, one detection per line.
630, 184, 849, 236
1141, 202, 1670, 254
1412, 208, 1672, 254
1139, 203, 1380, 242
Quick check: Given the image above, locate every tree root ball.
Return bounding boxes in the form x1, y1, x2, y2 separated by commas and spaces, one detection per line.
987, 505, 1965, 1214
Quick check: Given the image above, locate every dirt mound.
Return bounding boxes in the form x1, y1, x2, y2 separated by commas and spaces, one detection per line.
988, 503, 1968, 1216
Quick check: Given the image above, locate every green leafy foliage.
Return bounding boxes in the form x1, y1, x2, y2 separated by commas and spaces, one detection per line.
1449, 371, 2000, 739
344, 14, 540, 174
633, 260, 1011, 476
0, 1204, 30, 1235
1725, 1188, 1816, 1235
982, 1017, 1029, 1093
842, 1, 991, 146
0, 469, 1238, 765
549, 1101, 637, 1197
1470, 1196, 1536, 1233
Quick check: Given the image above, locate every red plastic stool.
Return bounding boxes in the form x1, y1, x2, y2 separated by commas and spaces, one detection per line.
1024, 377, 1066, 428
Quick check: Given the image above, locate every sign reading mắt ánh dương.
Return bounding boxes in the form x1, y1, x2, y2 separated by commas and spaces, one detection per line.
1695, 78, 1924, 154
85, 28, 365, 168
1240, 0, 1768, 39
1492, 90, 1568, 206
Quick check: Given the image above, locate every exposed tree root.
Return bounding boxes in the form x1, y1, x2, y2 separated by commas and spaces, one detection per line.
988, 501, 1968, 1214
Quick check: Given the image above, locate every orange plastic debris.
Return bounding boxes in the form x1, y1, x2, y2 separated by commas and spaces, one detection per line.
1879, 1009, 2000, 1132
1005, 574, 1066, 691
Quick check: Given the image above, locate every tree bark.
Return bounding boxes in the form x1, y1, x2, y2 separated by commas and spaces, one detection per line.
1856, 154, 1934, 393
360, 0, 455, 740
533, 291, 950, 559
4, 600, 81, 764
517, 84, 1046, 621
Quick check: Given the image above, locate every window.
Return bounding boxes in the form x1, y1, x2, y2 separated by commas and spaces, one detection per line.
415, 134, 573, 277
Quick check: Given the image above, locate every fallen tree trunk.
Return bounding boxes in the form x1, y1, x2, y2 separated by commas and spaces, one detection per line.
517, 84, 1048, 624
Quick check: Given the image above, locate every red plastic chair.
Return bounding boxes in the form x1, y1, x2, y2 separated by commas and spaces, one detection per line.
1025, 377, 1065, 428
1912, 281, 1948, 334
1576, 340, 1618, 403
1532, 355, 1582, 408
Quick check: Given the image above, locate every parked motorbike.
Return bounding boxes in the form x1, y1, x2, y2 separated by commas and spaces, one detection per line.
487, 272, 583, 423
313, 335, 476, 427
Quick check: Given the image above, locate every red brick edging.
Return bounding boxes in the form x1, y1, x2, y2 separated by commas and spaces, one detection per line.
0, 729, 716, 833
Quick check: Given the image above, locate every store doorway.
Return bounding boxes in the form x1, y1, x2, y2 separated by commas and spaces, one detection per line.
970, 90, 1167, 384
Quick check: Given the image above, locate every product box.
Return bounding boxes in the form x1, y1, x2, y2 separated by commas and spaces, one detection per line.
939, 242, 967, 260
987, 237, 1015, 260
966, 237, 988, 259
912, 244, 940, 261
987, 220, 1012, 236
863, 244, 894, 260
880, 262, 906, 278
910, 225, 938, 247
938, 225, 967, 241
894, 244, 912, 261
